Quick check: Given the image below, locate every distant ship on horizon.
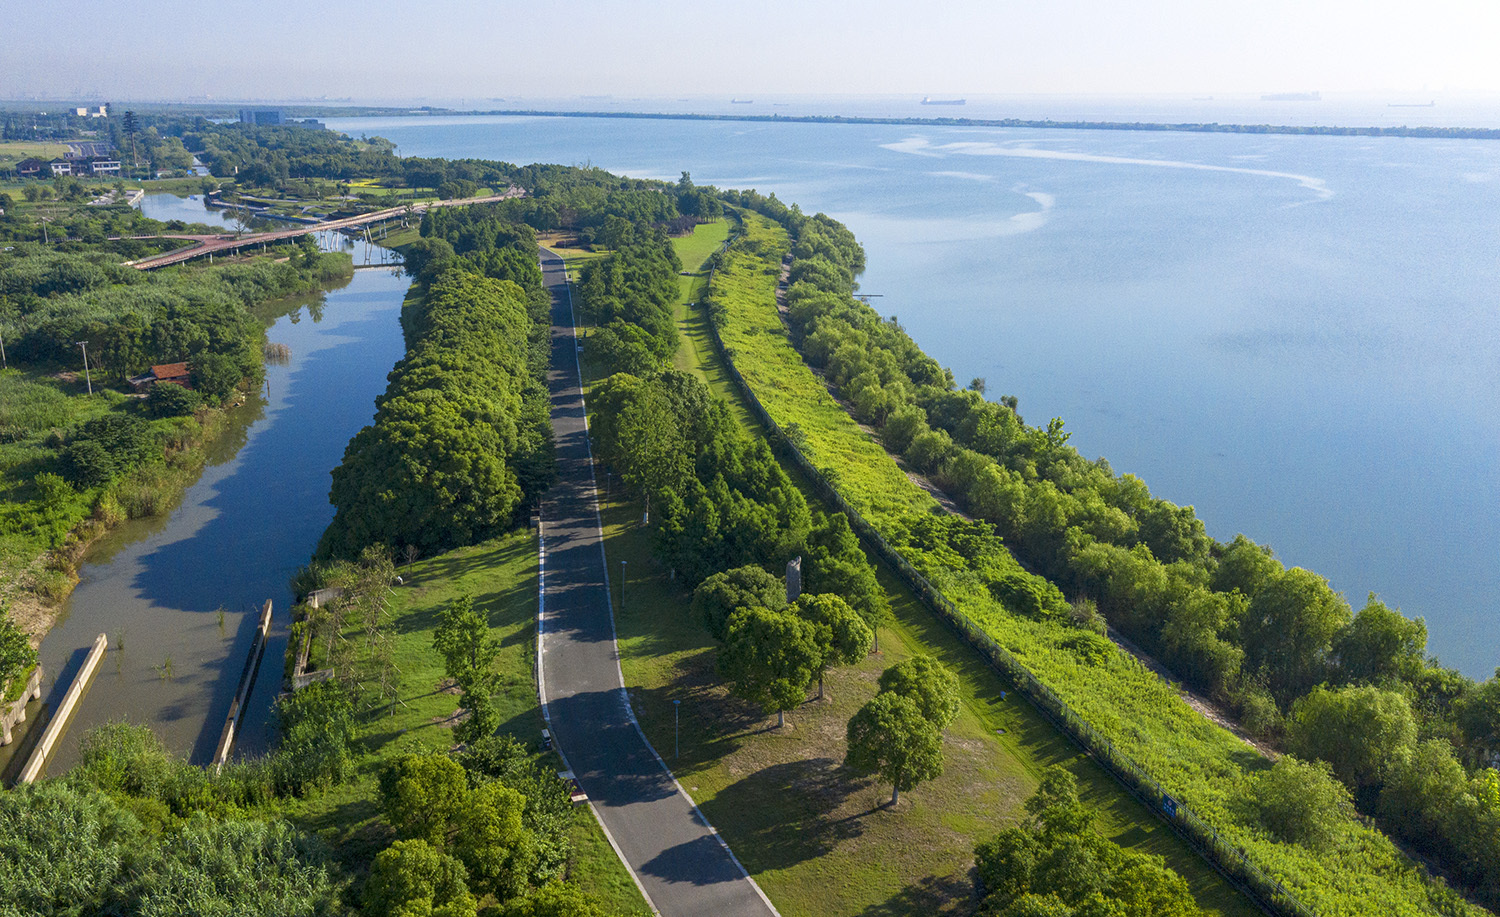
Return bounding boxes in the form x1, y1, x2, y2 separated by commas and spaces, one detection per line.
921, 96, 966, 105
1261, 91, 1321, 102
730, 99, 754, 104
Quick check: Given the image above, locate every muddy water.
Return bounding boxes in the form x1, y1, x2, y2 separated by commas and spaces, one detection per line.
8, 218, 410, 776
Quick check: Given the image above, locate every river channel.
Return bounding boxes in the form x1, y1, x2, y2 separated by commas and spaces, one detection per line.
5, 197, 409, 776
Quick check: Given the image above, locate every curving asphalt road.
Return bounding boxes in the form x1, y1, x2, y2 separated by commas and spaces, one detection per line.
536, 249, 779, 917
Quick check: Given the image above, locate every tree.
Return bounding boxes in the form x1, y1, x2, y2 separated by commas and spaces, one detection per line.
190, 352, 243, 404
792, 593, 872, 700
1240, 567, 1351, 703
717, 607, 820, 728
1457, 672, 1500, 770
1333, 595, 1427, 685
1287, 684, 1417, 790
692, 564, 786, 642
803, 511, 890, 648
453, 782, 535, 901
434, 594, 502, 692
976, 767, 1205, 916
845, 692, 944, 806
1251, 756, 1353, 849
145, 381, 202, 418
499, 883, 611, 917
364, 839, 476, 917
379, 754, 469, 847
877, 655, 960, 730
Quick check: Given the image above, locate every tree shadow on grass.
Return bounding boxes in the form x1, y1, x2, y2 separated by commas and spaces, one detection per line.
854, 871, 976, 917
697, 756, 874, 873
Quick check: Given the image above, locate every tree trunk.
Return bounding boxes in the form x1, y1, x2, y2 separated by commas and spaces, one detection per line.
777, 708, 785, 729
818, 673, 825, 701
890, 783, 899, 807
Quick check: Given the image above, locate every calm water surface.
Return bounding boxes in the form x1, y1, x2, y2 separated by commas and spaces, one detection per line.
332, 113, 1500, 677
19, 209, 409, 773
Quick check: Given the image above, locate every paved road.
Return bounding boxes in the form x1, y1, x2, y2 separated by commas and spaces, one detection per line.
537, 249, 779, 917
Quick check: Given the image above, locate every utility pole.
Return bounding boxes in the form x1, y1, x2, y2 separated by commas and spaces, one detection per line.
75, 341, 92, 394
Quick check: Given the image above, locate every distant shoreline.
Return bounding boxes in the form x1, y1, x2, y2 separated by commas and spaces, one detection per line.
459, 108, 1500, 140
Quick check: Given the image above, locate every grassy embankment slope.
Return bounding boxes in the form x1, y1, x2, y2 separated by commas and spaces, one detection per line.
576, 217, 1259, 916
711, 211, 1485, 917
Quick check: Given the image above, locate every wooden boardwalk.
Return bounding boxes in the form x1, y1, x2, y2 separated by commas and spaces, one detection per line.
126, 188, 524, 270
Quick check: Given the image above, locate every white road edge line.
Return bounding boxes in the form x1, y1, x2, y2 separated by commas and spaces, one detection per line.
537, 251, 782, 917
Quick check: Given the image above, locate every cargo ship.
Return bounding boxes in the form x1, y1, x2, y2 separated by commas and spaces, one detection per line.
921, 96, 966, 105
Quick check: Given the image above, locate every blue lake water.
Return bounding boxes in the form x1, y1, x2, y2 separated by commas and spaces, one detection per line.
331, 113, 1500, 678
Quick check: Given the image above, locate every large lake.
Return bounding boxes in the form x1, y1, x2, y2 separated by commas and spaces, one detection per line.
330, 113, 1499, 679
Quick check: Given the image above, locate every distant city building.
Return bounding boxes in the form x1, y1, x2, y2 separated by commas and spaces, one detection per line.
89, 159, 120, 175
15, 158, 44, 178
49, 160, 71, 176
238, 108, 285, 126
73, 105, 108, 118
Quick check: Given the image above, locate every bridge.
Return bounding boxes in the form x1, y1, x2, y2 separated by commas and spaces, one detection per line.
125, 188, 524, 270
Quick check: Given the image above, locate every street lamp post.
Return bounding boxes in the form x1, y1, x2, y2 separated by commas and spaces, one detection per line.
74, 341, 92, 394
674, 699, 681, 759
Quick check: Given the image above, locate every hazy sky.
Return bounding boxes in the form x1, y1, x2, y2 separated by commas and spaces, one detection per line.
9, 0, 1500, 102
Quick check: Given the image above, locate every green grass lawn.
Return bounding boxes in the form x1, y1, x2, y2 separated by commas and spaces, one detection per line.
281, 532, 650, 917
579, 211, 1259, 917
0, 140, 70, 169
670, 219, 733, 380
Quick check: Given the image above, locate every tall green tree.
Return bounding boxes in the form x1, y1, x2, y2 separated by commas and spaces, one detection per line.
379, 754, 469, 848
1287, 684, 1418, 790
792, 593, 872, 700
845, 692, 944, 806
1333, 595, 1427, 685
717, 607, 820, 728
453, 782, 535, 901
1250, 756, 1353, 850
877, 655, 960, 730
1240, 567, 1351, 703
692, 564, 786, 642
364, 839, 476, 917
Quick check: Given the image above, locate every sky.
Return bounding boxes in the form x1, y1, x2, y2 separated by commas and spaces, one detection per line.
8, 0, 1500, 103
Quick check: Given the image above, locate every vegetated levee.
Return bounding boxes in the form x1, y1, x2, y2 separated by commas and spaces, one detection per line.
579, 211, 1252, 916
704, 195, 1500, 916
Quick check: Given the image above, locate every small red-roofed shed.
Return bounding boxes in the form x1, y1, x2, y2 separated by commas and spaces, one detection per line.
150, 362, 191, 386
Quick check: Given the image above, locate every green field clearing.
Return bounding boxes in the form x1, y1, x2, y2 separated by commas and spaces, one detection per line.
0, 140, 70, 168
281, 532, 650, 917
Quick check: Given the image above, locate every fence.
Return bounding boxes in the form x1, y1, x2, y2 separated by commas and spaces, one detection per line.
701, 238, 1316, 917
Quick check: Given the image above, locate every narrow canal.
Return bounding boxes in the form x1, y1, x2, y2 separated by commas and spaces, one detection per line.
5, 196, 410, 776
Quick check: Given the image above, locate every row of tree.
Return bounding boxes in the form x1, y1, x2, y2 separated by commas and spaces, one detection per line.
757, 204, 1500, 905
320, 266, 552, 559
